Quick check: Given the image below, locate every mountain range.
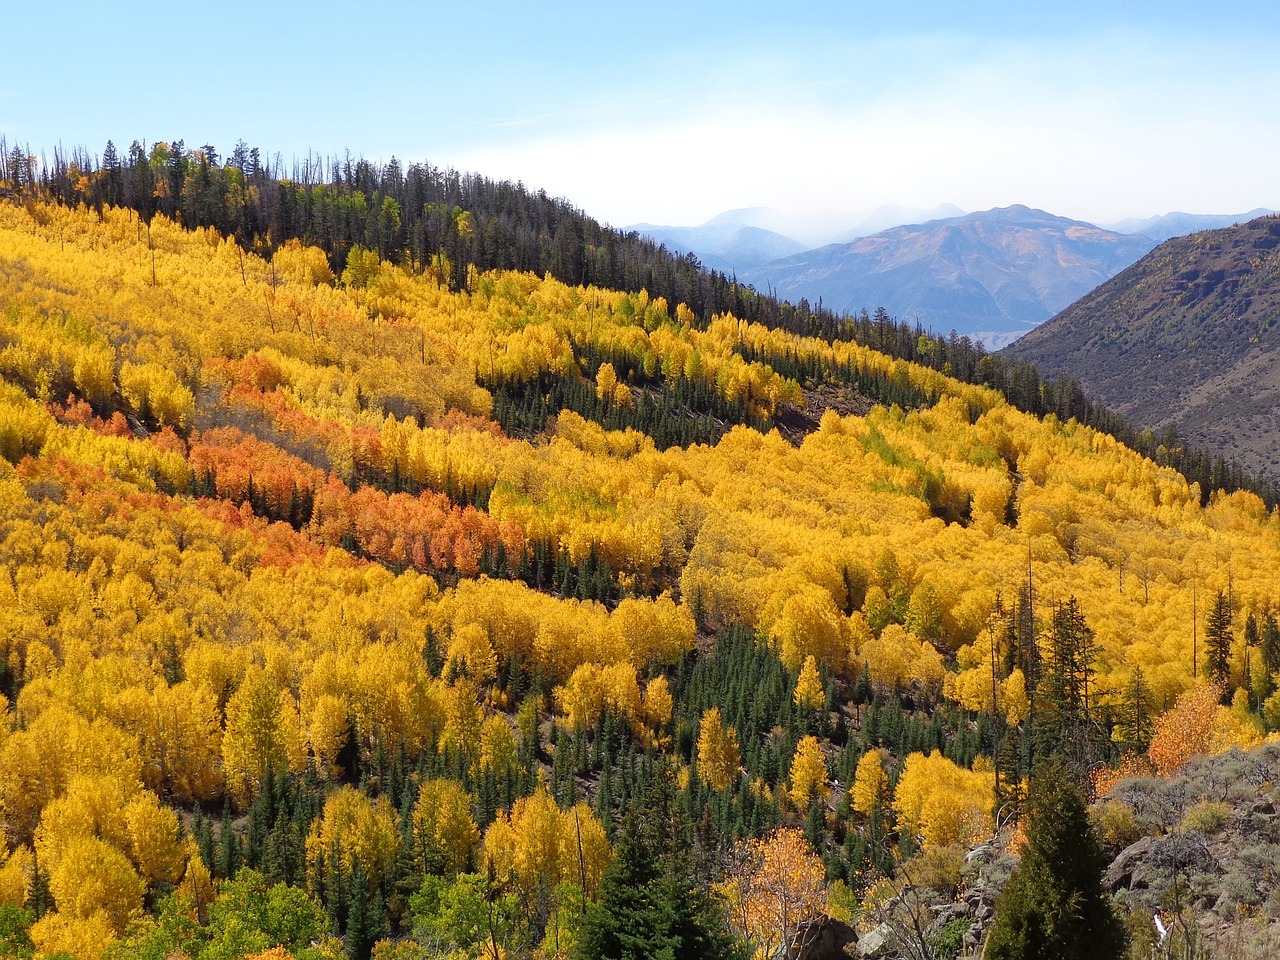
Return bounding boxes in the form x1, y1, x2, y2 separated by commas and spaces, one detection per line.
635, 206, 1274, 348
739, 206, 1157, 348
629, 203, 965, 261
1002, 214, 1280, 480
1103, 208, 1277, 244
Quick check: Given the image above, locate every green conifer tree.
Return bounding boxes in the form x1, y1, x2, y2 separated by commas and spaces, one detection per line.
985, 764, 1126, 960
575, 772, 745, 960
1205, 589, 1233, 688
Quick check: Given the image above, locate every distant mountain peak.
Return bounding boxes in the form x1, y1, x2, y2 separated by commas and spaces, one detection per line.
739, 206, 1157, 347
1103, 208, 1277, 243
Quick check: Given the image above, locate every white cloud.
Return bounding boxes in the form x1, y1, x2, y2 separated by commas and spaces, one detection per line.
447, 31, 1280, 227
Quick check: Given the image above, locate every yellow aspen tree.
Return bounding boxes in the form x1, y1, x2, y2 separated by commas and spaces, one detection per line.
307, 693, 351, 780
697, 707, 741, 791
445, 622, 498, 682
479, 714, 516, 774
568, 801, 612, 899
769, 582, 848, 672
723, 828, 827, 960
131, 680, 223, 803
850, 749, 888, 818
306, 787, 401, 891
793, 655, 825, 710
484, 788, 565, 900
122, 793, 185, 887
29, 909, 117, 960
439, 678, 483, 764
642, 675, 673, 728
45, 833, 145, 933
556, 663, 606, 731
892, 750, 995, 848
789, 735, 828, 809
600, 662, 642, 719
176, 845, 215, 924
413, 779, 480, 875
1148, 682, 1224, 777
0, 844, 32, 906
221, 669, 303, 807
595, 362, 619, 403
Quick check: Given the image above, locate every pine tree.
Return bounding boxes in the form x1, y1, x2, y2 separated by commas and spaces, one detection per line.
1265, 614, 1280, 677
1036, 597, 1101, 772
1116, 666, 1154, 753
576, 773, 745, 960
1205, 590, 1233, 688
985, 764, 1126, 960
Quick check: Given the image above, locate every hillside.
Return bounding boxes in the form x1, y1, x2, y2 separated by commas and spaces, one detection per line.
741, 205, 1156, 348
2, 182, 1280, 960
1003, 216, 1280, 480
9, 137, 1272, 507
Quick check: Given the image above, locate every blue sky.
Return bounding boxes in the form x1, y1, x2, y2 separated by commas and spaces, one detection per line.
5, 1, 1278, 229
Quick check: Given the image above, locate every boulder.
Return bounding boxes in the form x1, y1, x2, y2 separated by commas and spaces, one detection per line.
792, 916, 858, 960
856, 923, 895, 959
1106, 835, 1159, 892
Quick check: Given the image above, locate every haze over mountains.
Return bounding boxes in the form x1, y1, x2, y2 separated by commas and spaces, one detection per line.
1003, 215, 1280, 480
629, 203, 965, 262
1103, 209, 1278, 244
634, 205, 1275, 348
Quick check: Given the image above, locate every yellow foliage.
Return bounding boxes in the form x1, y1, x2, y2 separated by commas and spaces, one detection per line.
793, 655, 825, 710
446, 622, 499, 681
554, 661, 641, 730
122, 793, 185, 886
697, 707, 741, 791
468, 715, 506, 775
413, 779, 480, 875
850, 749, 888, 817
30, 907, 118, 960
307, 693, 351, 780
765, 580, 848, 672
892, 750, 995, 848
642, 674, 674, 728
1148, 682, 1264, 777
0, 843, 32, 907
788, 735, 828, 809
45, 833, 145, 933
306, 786, 402, 890
483, 788, 610, 900
221, 669, 307, 807
720, 828, 827, 960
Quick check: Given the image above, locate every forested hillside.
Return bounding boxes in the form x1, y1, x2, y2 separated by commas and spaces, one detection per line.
2, 138, 1270, 505
1, 174, 1280, 958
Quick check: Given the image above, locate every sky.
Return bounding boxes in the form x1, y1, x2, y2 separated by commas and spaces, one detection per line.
4, 1, 1279, 232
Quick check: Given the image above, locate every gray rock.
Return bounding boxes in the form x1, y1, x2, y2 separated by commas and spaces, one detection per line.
857, 923, 895, 959
1106, 835, 1160, 892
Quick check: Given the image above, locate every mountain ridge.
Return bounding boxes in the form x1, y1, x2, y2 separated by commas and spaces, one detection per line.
1002, 215, 1280, 479
740, 205, 1157, 347
1104, 208, 1277, 243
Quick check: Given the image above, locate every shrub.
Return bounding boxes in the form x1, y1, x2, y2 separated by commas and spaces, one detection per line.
1179, 800, 1232, 835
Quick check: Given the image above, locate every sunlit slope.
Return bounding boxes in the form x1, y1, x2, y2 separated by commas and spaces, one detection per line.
2, 201, 1276, 711
4, 197, 1280, 954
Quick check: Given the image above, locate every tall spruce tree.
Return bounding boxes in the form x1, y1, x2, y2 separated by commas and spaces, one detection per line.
985, 764, 1126, 960
1036, 597, 1103, 773
575, 772, 745, 960
1205, 590, 1233, 688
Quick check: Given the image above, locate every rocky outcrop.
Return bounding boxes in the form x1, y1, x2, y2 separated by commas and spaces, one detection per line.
792, 915, 859, 959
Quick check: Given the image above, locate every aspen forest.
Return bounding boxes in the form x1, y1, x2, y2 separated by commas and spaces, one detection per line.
2, 143, 1280, 960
